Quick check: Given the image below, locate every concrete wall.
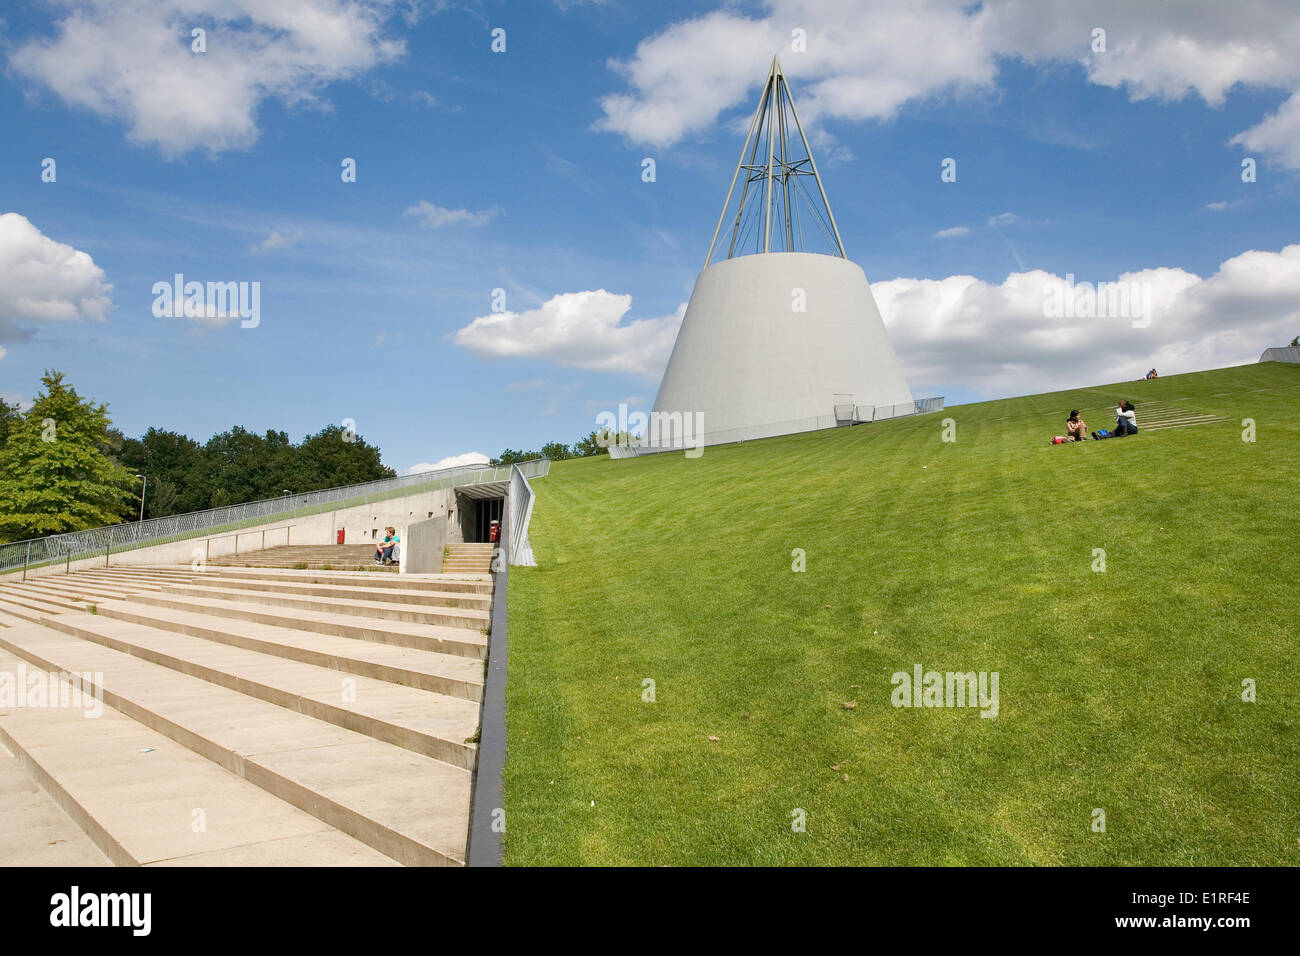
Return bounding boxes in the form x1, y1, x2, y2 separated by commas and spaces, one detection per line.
453, 491, 479, 542
401, 515, 447, 575
337, 488, 467, 548
6, 487, 466, 580
652, 252, 914, 445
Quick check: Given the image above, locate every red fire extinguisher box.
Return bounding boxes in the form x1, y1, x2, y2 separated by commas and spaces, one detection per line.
336, 529, 345, 544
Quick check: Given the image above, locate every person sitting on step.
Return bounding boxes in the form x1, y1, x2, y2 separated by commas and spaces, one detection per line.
375, 527, 400, 564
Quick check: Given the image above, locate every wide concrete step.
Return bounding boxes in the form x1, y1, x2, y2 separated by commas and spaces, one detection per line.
207, 544, 391, 571
0, 595, 64, 623
72, 568, 192, 585
182, 576, 492, 610
223, 545, 379, 558
0, 653, 396, 867
205, 561, 390, 567
0, 625, 473, 865
31, 611, 481, 769
0, 587, 87, 616
88, 599, 484, 701
155, 583, 490, 631
0, 724, 112, 866
118, 591, 488, 659
8, 577, 162, 604
176, 566, 493, 594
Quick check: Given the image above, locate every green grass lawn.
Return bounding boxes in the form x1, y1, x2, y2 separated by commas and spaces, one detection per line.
504, 363, 1300, 865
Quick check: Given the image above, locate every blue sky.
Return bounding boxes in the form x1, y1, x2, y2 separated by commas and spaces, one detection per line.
2, 0, 1299, 474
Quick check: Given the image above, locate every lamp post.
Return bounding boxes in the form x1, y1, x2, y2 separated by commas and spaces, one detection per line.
136, 474, 147, 521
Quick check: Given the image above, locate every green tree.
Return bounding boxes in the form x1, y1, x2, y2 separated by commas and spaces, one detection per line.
291, 425, 395, 491
117, 427, 204, 517
0, 397, 23, 451
540, 440, 572, 461
0, 370, 135, 539
146, 476, 179, 517
199, 426, 293, 506
490, 448, 541, 466
572, 431, 605, 457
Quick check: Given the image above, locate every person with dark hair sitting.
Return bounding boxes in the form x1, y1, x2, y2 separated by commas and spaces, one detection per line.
1094, 401, 1138, 438
1066, 410, 1088, 441
1115, 400, 1138, 435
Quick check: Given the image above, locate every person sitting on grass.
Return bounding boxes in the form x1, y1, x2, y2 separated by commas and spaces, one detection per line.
1115, 400, 1138, 435
1066, 410, 1088, 442
1094, 401, 1138, 439
375, 526, 400, 564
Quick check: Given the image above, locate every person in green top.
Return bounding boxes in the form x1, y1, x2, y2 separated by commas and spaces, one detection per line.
375, 526, 400, 564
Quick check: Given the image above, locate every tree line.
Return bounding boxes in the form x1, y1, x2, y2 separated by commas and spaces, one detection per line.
489, 431, 615, 466
0, 370, 392, 542
0, 368, 622, 543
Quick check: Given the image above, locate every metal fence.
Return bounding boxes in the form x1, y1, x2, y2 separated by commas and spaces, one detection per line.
0, 457, 550, 574
1259, 346, 1300, 364
607, 396, 946, 456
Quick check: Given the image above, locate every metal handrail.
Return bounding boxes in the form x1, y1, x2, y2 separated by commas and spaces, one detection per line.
0, 457, 550, 573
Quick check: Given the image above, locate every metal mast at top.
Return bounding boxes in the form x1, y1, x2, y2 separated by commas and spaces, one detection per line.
703, 56, 847, 268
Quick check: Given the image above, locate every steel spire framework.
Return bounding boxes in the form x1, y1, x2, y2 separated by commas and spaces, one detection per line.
703, 56, 847, 267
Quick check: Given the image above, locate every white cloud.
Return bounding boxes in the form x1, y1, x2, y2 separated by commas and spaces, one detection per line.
155, 300, 241, 327
932, 226, 970, 238
251, 230, 301, 253
10, 1, 407, 158
0, 212, 114, 344
404, 452, 491, 475
403, 201, 502, 229
872, 244, 1300, 398
986, 212, 1021, 228
1204, 200, 1246, 211
1231, 92, 1300, 170
597, 0, 1300, 169
453, 290, 686, 380
451, 246, 1298, 398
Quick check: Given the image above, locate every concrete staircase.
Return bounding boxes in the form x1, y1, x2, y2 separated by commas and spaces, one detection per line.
0, 563, 494, 866
443, 543, 496, 575
210, 544, 394, 571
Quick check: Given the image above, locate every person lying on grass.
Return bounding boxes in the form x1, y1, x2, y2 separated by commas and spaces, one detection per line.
376, 526, 400, 564
1066, 410, 1088, 441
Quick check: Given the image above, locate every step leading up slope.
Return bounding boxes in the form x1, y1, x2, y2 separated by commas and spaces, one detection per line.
0, 564, 494, 866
